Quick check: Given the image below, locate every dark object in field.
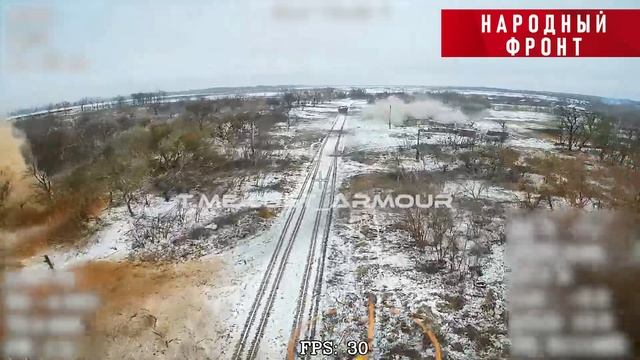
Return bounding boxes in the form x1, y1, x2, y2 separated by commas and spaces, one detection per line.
486, 130, 508, 138
486, 130, 508, 142
44, 254, 55, 270
474, 280, 487, 289
338, 106, 349, 114
456, 128, 477, 138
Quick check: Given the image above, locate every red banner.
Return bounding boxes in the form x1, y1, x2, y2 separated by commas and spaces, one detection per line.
441, 9, 640, 57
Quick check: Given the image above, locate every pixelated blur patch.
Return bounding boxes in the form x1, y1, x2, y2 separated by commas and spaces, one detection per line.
2, 269, 99, 359
270, 0, 391, 22
506, 211, 639, 359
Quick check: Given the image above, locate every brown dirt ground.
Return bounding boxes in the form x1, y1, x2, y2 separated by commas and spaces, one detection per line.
72, 260, 221, 360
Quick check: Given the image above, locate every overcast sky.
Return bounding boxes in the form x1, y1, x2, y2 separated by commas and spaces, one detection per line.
1, 0, 639, 114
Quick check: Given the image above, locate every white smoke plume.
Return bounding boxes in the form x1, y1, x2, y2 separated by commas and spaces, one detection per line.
362, 96, 469, 126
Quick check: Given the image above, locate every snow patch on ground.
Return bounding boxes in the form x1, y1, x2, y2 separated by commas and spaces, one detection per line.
507, 137, 555, 150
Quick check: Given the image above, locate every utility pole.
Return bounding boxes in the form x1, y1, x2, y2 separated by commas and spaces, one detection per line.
416, 128, 422, 161
250, 117, 256, 158
416, 117, 433, 160
388, 105, 392, 129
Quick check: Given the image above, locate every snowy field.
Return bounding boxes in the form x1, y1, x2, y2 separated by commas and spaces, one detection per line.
14, 92, 568, 359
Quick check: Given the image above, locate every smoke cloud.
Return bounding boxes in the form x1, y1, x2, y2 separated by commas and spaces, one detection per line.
362, 96, 469, 126
0, 119, 33, 205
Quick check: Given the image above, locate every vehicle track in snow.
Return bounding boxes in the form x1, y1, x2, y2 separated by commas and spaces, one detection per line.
232, 113, 345, 360
287, 114, 346, 353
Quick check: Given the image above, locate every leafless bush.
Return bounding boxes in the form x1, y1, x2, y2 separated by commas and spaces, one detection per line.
438, 132, 476, 151
402, 208, 457, 263
129, 204, 189, 249
402, 208, 428, 247
458, 181, 488, 199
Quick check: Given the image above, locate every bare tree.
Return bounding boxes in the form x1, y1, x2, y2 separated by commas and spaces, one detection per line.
556, 107, 606, 151
283, 92, 297, 130
29, 162, 53, 201
556, 107, 583, 150
458, 181, 488, 199
114, 95, 127, 108
149, 91, 167, 115
186, 100, 214, 130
